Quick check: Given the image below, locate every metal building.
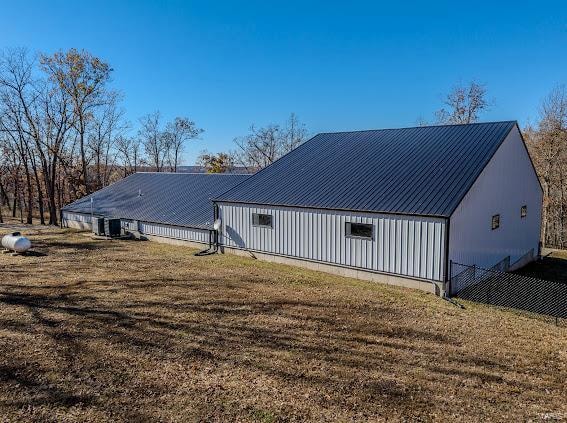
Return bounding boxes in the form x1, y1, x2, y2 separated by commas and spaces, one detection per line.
214, 122, 543, 293
62, 173, 249, 246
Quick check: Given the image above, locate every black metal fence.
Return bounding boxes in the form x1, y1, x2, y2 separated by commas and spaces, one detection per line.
449, 261, 566, 321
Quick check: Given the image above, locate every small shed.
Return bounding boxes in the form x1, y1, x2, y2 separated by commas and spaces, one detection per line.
214, 121, 543, 293
62, 173, 249, 247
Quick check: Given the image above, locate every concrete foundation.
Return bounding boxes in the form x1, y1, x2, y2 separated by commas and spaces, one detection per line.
509, 249, 535, 271
62, 217, 442, 294
221, 246, 442, 294
141, 234, 209, 250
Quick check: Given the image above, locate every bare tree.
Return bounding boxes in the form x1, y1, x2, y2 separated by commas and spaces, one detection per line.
88, 94, 126, 190
233, 113, 309, 171
40, 49, 112, 194
0, 48, 77, 225
139, 111, 165, 172
116, 135, 144, 177
0, 48, 38, 223
233, 124, 280, 170
0, 138, 11, 222
436, 81, 490, 125
163, 117, 202, 172
525, 85, 567, 248
39, 78, 74, 224
0, 47, 204, 226
281, 112, 308, 153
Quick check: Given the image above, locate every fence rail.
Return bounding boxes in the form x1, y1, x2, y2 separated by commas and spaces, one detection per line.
449, 261, 566, 321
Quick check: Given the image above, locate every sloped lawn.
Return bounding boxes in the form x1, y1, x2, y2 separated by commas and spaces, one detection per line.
0, 226, 565, 422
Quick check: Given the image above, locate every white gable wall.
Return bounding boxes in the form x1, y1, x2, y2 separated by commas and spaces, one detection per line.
449, 125, 542, 270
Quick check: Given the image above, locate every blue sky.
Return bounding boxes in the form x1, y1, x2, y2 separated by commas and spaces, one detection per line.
1, 1, 565, 164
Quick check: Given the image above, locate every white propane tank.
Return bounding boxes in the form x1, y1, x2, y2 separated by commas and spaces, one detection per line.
1, 232, 32, 253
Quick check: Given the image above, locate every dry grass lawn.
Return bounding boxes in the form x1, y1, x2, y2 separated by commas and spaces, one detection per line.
0, 226, 566, 422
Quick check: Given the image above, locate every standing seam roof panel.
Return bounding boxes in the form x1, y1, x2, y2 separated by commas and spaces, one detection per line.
63, 173, 250, 229
214, 121, 517, 217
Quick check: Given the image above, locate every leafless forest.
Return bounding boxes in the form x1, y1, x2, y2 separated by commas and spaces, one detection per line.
0, 49, 565, 248
524, 86, 567, 248
0, 48, 203, 225
0, 48, 309, 226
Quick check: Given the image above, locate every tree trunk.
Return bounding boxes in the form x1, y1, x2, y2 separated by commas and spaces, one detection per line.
12, 179, 18, 218
541, 178, 549, 247
0, 180, 9, 207
79, 120, 89, 195
18, 190, 23, 223
24, 166, 34, 225
32, 166, 45, 225
49, 161, 59, 226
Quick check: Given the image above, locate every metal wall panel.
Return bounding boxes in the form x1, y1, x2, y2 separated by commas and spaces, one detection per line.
219, 203, 446, 281
62, 211, 92, 224
138, 221, 210, 244
450, 126, 543, 268
63, 212, 210, 244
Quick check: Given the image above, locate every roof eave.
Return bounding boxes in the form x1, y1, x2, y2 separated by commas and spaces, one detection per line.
212, 199, 449, 219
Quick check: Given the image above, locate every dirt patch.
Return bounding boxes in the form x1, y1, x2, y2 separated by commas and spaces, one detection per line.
0, 227, 565, 422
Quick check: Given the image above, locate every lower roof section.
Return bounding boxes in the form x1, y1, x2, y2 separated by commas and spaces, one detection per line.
62, 173, 250, 229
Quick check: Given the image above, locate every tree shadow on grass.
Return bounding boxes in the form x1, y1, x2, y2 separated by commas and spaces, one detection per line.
0, 269, 559, 420
0, 363, 94, 408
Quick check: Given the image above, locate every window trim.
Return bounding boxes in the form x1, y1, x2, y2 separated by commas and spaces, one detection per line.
520, 205, 527, 219
345, 222, 374, 240
252, 213, 273, 228
491, 214, 500, 230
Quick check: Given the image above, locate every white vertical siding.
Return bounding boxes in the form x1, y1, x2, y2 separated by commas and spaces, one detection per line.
62, 211, 92, 225
449, 126, 543, 269
218, 204, 446, 282
62, 211, 210, 244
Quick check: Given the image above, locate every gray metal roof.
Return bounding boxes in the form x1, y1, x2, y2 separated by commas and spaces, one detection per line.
63, 173, 250, 229
215, 121, 517, 217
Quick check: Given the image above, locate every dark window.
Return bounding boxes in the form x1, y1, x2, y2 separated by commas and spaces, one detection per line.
521, 205, 527, 218
252, 213, 273, 228
491, 214, 500, 230
346, 222, 373, 239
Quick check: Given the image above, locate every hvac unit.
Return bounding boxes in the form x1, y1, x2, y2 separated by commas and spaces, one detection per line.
104, 218, 122, 237
92, 217, 105, 236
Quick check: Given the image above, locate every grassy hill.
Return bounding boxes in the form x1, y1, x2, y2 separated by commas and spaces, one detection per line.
0, 226, 565, 421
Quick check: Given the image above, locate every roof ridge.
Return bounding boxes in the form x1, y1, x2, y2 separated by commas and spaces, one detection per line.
317, 120, 517, 136
135, 172, 250, 176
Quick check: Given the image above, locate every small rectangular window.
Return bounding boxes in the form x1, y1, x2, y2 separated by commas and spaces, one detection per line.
521, 205, 527, 218
346, 222, 373, 239
252, 213, 273, 228
491, 214, 500, 230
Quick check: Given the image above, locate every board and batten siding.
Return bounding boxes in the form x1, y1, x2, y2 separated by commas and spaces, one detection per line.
62, 211, 210, 244
218, 203, 447, 282
449, 125, 543, 269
